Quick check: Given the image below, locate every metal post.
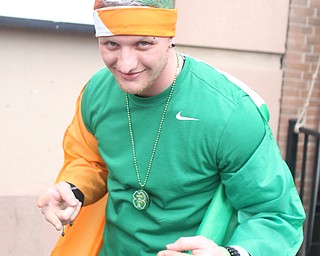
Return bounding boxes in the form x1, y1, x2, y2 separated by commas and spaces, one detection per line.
286, 119, 299, 178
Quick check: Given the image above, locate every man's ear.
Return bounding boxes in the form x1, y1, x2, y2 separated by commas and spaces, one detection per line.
169, 37, 176, 48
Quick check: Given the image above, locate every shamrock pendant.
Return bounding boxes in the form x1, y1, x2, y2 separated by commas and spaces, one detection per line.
133, 189, 150, 210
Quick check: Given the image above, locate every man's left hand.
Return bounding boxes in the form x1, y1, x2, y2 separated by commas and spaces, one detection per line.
157, 236, 229, 256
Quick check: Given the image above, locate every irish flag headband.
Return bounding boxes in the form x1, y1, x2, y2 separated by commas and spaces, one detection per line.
93, 7, 178, 37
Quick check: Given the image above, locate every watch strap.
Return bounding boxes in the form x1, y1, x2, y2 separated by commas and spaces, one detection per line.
225, 246, 241, 256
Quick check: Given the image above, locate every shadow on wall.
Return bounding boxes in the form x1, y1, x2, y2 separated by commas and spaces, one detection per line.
0, 196, 59, 255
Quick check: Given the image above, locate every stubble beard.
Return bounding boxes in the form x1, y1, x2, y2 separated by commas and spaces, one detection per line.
118, 78, 155, 95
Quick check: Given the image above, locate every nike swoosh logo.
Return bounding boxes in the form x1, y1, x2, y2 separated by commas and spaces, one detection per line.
176, 111, 200, 121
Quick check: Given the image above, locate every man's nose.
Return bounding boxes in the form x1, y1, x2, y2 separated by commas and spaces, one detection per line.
117, 48, 138, 73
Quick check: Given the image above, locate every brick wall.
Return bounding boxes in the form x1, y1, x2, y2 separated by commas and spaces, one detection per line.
279, 0, 319, 204
280, 1, 320, 253
279, 0, 320, 153
279, 0, 319, 198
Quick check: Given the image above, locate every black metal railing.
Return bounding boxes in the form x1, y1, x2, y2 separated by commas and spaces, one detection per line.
286, 119, 320, 256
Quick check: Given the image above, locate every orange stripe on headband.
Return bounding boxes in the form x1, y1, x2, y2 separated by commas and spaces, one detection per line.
93, 7, 177, 37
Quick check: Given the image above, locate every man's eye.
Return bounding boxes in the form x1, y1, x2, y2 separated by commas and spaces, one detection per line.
137, 41, 151, 47
106, 41, 119, 47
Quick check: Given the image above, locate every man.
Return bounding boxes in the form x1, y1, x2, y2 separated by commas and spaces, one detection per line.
38, 0, 306, 255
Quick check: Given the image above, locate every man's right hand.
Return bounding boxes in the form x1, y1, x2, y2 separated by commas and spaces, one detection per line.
37, 181, 82, 231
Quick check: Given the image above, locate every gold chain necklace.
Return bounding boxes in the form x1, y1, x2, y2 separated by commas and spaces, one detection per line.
126, 54, 180, 210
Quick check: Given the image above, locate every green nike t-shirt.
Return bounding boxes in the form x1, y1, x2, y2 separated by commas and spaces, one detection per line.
81, 55, 304, 255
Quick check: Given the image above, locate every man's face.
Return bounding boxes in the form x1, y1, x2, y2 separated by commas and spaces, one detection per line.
98, 36, 172, 96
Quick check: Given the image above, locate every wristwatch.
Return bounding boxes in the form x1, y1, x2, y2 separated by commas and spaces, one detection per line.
225, 246, 241, 256
68, 182, 85, 204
